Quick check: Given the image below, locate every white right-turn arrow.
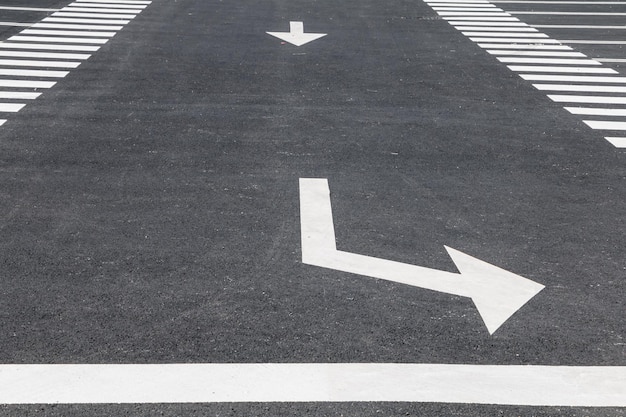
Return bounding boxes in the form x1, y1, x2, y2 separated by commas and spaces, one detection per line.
299, 178, 545, 335
267, 21, 327, 46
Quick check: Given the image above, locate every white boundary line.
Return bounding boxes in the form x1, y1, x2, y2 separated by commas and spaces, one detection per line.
0, 363, 624, 405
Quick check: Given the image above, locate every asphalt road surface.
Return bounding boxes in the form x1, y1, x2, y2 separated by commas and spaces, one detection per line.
0, 0, 624, 415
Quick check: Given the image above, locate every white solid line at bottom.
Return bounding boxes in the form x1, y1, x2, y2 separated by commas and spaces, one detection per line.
0, 363, 624, 406
605, 137, 626, 147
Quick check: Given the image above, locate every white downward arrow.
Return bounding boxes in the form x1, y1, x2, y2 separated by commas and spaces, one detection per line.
299, 178, 545, 334
266, 21, 327, 46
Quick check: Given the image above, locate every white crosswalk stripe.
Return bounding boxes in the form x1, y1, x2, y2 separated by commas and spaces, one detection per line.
425, 0, 626, 148
0, 0, 152, 125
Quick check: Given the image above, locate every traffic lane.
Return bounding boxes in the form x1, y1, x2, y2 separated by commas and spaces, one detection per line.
0, 0, 624, 367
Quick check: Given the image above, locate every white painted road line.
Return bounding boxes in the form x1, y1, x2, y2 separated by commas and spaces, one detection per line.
507, 66, 617, 73
534, 84, 626, 93
487, 50, 586, 57
0, 59, 80, 68
300, 178, 544, 334
72, 2, 147, 8
0, 363, 624, 406
520, 74, 626, 83
604, 137, 626, 147
0, 51, 90, 60
0, 22, 33, 27
32, 23, 123, 30
533, 25, 626, 30
455, 26, 537, 31
0, 6, 59, 12
548, 95, 626, 104
0, 80, 56, 88
470, 37, 560, 43
43, 17, 131, 24
511, 11, 626, 16
0, 43, 100, 52
583, 121, 626, 131
448, 21, 528, 25
565, 107, 626, 117
0, 92, 41, 99
0, 69, 69, 78
559, 40, 626, 45
64, 7, 142, 13
77, 0, 151, 3
498, 58, 601, 65
8, 36, 109, 44
0, 103, 26, 112
494, 1, 625, 3
478, 44, 573, 49
596, 58, 626, 63
22, 30, 117, 37
51, 12, 137, 19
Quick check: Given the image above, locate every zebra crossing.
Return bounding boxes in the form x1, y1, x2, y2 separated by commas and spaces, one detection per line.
424, 0, 626, 148
0, 0, 152, 127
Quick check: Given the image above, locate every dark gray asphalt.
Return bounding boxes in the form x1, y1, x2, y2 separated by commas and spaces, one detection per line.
0, 0, 624, 415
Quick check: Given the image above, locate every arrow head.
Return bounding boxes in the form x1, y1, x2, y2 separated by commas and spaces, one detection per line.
445, 246, 545, 335
267, 21, 327, 46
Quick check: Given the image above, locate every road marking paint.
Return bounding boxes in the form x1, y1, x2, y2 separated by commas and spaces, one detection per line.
583, 121, 626, 130
22, 29, 117, 37
499, 57, 601, 65
604, 137, 626, 147
33, 23, 123, 30
43, 17, 131, 24
0, 80, 56, 88
454, 26, 538, 31
447, 21, 528, 25
534, 84, 626, 93
443, 16, 520, 20
0, 6, 59, 12
520, 74, 626, 83
0, 103, 26, 112
511, 11, 626, 16
77, 0, 151, 3
433, 3, 498, 7
0, 120, 5, 126
64, 7, 142, 13
0, 92, 41, 99
596, 58, 626, 63
434, 7, 502, 11
558, 40, 626, 45
494, 1, 625, 3
1, 361, 625, 404
0, 69, 69, 77
565, 107, 626, 117
0, 59, 80, 68
462, 32, 548, 37
478, 44, 573, 49
51, 12, 137, 19
487, 50, 586, 56
508, 66, 617, 73
72, 2, 147, 8
300, 178, 544, 334
426, 0, 626, 148
533, 25, 626, 30
0, 43, 100, 51
0, 22, 33, 27
548, 95, 626, 104
469, 37, 560, 42
0, 51, 90, 60
8, 36, 109, 44
438, 11, 512, 15
267, 21, 327, 46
